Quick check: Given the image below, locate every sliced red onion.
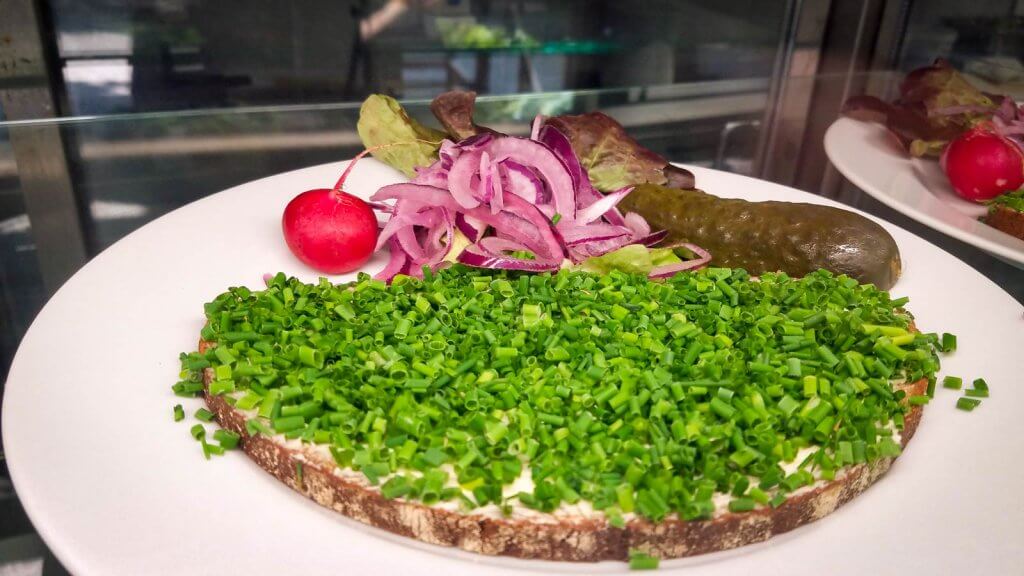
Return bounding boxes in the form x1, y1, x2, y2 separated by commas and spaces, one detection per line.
457, 246, 561, 272
478, 236, 531, 254
530, 115, 545, 141
455, 213, 487, 242
462, 132, 495, 149
567, 235, 635, 262
368, 133, 668, 282
576, 181, 603, 208
374, 236, 410, 281
396, 226, 427, 260
366, 201, 394, 214
478, 151, 492, 201
638, 229, 669, 247
500, 193, 565, 260
439, 139, 460, 166
447, 152, 484, 209
372, 183, 460, 208
624, 211, 651, 239
501, 160, 544, 203
538, 124, 583, 190
375, 196, 451, 249
648, 243, 712, 279
558, 223, 632, 246
425, 208, 455, 267
995, 98, 1019, 123
412, 163, 449, 188
576, 186, 633, 225
489, 161, 504, 215
484, 137, 575, 221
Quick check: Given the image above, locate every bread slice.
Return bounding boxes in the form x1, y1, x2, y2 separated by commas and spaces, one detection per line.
198, 339, 927, 562
984, 204, 1024, 241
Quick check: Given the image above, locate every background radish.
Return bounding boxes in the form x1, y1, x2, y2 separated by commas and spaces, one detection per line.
942, 124, 1024, 202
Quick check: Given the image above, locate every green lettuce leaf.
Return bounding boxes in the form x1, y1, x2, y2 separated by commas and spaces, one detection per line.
578, 244, 682, 275
356, 95, 447, 178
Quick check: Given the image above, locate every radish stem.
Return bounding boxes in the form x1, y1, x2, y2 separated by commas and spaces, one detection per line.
333, 140, 440, 193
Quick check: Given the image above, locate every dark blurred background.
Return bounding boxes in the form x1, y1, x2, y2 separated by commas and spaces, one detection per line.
1, 1, 1022, 573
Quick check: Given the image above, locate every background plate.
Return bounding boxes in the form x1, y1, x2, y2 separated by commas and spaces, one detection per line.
4, 160, 1023, 575
825, 117, 1024, 268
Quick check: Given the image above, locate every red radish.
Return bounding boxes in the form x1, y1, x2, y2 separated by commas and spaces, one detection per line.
282, 189, 377, 274
942, 124, 1024, 202
282, 142, 435, 274
282, 149, 384, 274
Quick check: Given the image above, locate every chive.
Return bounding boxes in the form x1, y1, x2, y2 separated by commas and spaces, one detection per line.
190, 424, 205, 440
209, 380, 235, 396
628, 551, 659, 570
941, 333, 957, 352
214, 429, 241, 449
778, 395, 800, 416
213, 346, 236, 365
972, 378, 988, 391
956, 397, 981, 412
381, 476, 412, 499
272, 415, 305, 433
942, 375, 962, 389
202, 440, 225, 459
907, 395, 929, 406
710, 397, 736, 420
728, 497, 756, 512
298, 345, 324, 369
195, 408, 215, 422
964, 388, 989, 398
173, 404, 184, 422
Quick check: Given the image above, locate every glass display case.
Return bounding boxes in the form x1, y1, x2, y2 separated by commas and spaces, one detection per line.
1, 0, 1022, 573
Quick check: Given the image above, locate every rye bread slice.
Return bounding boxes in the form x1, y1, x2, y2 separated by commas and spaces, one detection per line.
984, 204, 1024, 242
198, 339, 927, 562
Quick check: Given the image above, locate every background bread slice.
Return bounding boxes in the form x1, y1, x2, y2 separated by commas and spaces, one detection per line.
198, 340, 926, 562
984, 205, 1024, 241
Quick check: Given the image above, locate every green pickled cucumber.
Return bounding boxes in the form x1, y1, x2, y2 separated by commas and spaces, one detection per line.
620, 184, 902, 289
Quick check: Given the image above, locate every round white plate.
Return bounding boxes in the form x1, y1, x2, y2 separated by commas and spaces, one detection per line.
825, 117, 1024, 268
4, 160, 1023, 576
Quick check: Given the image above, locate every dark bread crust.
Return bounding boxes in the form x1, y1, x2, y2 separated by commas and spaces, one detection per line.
199, 340, 926, 562
984, 205, 1024, 242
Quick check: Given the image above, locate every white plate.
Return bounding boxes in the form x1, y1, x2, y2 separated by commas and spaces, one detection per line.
825, 116, 1024, 268
4, 160, 1024, 576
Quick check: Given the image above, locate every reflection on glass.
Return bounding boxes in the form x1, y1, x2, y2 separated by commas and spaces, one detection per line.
47, 0, 789, 114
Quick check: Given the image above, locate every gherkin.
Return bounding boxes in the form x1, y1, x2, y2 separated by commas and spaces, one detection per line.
619, 184, 902, 289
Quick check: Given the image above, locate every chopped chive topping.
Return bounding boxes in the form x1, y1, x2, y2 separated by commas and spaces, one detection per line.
942, 376, 963, 390
202, 440, 225, 459
173, 404, 184, 422
190, 424, 205, 440
940, 333, 957, 352
629, 550, 660, 570
972, 378, 988, 391
180, 266, 951, 521
195, 408, 215, 422
728, 498, 757, 512
213, 429, 241, 449
956, 397, 981, 412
